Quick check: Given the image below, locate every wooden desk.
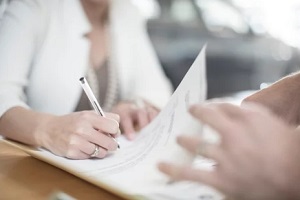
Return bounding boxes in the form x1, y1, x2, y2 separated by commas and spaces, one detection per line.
0, 141, 126, 200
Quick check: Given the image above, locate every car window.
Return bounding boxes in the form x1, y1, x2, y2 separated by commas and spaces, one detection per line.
150, 0, 205, 29
196, 0, 250, 35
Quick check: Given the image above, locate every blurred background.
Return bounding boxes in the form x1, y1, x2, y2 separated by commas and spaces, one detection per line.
133, 0, 300, 98
1, 0, 300, 99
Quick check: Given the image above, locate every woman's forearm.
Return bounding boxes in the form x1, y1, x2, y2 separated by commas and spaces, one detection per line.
0, 107, 120, 159
0, 107, 54, 147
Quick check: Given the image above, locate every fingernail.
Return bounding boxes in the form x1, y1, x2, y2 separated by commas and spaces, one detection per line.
127, 133, 136, 140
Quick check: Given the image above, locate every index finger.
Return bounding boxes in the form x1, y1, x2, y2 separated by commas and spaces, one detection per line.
158, 162, 221, 189
120, 114, 136, 140
176, 135, 223, 162
189, 104, 236, 138
136, 109, 150, 129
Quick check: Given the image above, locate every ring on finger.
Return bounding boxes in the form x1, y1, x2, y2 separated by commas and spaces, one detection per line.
90, 144, 100, 157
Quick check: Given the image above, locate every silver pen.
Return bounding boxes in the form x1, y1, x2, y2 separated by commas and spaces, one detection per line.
79, 77, 120, 149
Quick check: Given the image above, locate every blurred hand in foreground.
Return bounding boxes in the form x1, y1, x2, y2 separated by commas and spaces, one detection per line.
243, 73, 300, 125
159, 103, 300, 200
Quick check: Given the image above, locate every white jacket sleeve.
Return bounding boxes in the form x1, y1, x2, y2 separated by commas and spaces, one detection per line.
0, 0, 44, 116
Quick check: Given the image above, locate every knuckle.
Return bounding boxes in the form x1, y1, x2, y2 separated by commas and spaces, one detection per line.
78, 111, 92, 120
65, 149, 76, 159
74, 126, 85, 136
106, 119, 119, 134
72, 119, 87, 131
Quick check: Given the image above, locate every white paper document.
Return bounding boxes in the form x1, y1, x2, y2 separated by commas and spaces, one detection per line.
6, 47, 223, 200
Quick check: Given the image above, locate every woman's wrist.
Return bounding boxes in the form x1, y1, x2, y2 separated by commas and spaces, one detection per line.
33, 113, 56, 148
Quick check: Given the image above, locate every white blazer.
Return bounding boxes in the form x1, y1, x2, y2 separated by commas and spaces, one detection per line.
0, 0, 172, 116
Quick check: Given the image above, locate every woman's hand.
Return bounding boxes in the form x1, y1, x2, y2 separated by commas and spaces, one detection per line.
158, 103, 300, 200
37, 111, 120, 159
112, 100, 159, 140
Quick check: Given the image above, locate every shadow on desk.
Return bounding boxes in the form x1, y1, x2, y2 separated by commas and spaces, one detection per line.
0, 141, 125, 200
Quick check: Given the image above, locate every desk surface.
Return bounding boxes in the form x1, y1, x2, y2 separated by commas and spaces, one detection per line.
0, 140, 125, 200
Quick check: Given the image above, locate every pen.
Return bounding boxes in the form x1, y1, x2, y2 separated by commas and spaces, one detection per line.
79, 77, 120, 149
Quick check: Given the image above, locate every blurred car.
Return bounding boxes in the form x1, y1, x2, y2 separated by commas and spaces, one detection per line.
147, 0, 300, 98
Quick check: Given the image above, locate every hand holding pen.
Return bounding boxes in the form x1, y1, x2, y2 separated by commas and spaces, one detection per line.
79, 77, 121, 153
22, 78, 119, 160
37, 104, 120, 160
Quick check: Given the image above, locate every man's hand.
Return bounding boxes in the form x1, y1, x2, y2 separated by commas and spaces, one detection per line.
159, 103, 300, 200
243, 73, 300, 125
